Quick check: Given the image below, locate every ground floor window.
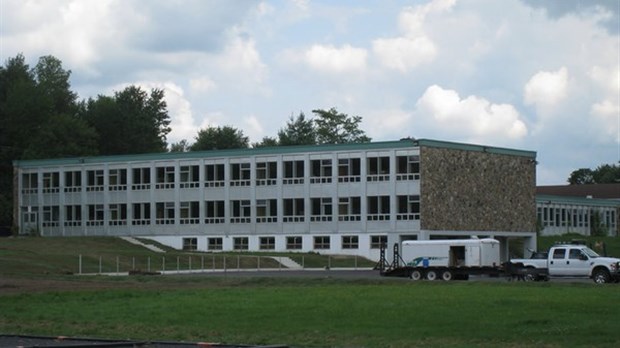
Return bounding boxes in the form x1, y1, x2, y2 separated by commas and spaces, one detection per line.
208, 237, 223, 250
260, 236, 275, 250
342, 235, 359, 249
286, 236, 302, 250
370, 235, 387, 249
314, 236, 330, 250
233, 237, 249, 250
182, 237, 197, 251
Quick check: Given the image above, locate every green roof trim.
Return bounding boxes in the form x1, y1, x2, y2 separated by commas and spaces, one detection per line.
13, 138, 536, 168
413, 139, 537, 158
537, 194, 620, 208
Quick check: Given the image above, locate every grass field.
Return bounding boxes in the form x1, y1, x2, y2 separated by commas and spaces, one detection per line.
1, 235, 620, 347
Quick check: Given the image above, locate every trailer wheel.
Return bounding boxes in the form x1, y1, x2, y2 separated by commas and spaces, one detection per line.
441, 270, 453, 281
426, 270, 437, 281
410, 270, 422, 281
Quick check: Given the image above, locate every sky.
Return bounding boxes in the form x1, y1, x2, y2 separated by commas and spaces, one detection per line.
1, 0, 619, 185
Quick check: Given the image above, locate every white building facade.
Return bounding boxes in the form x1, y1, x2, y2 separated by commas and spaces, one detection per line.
13, 139, 538, 261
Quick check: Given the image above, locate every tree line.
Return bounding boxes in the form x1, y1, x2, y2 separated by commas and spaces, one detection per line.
568, 165, 620, 185
0, 54, 370, 232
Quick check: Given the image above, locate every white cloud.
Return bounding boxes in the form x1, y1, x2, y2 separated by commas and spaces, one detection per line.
372, 0, 455, 72
216, 32, 270, 95
415, 85, 527, 141
523, 67, 569, 112
243, 115, 265, 141
189, 77, 217, 94
303, 44, 367, 74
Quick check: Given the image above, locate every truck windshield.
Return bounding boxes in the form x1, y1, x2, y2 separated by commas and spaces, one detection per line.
582, 247, 600, 258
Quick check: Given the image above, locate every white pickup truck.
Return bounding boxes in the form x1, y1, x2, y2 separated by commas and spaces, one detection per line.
510, 243, 620, 284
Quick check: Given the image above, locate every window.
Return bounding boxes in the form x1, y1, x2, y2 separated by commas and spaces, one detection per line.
569, 249, 583, 260
368, 196, 390, 221
155, 202, 175, 224
180, 201, 200, 224
338, 158, 361, 183
64, 171, 82, 192
283, 198, 305, 222
397, 195, 420, 220
22, 173, 38, 194
205, 200, 225, 224
87, 170, 104, 191
183, 238, 198, 251
310, 159, 332, 184
256, 199, 277, 223
132, 167, 151, 190
231, 200, 251, 223
367, 157, 390, 181
109, 169, 127, 191
552, 248, 566, 259
370, 235, 387, 249
256, 161, 277, 186
233, 237, 249, 250
311, 197, 332, 222
283, 160, 304, 184
64, 205, 82, 227
42, 205, 60, 227
338, 197, 361, 221
132, 203, 151, 225
180, 165, 200, 188
42, 172, 60, 193
208, 237, 223, 250
260, 237, 275, 250
396, 155, 420, 180
109, 204, 127, 226
87, 204, 104, 226
205, 164, 225, 187
286, 236, 303, 250
156, 166, 175, 189
231, 163, 251, 186
314, 236, 330, 250
342, 236, 359, 249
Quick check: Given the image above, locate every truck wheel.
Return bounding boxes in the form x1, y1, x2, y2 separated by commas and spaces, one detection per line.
426, 270, 437, 281
410, 270, 422, 281
441, 270, 453, 281
593, 269, 611, 284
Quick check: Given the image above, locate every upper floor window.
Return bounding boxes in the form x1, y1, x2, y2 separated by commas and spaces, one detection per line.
22, 173, 38, 194
310, 197, 332, 222
397, 195, 420, 220
155, 202, 175, 224
231, 200, 251, 223
231, 163, 251, 187
156, 166, 175, 189
256, 161, 277, 186
132, 202, 151, 225
87, 204, 104, 226
42, 172, 60, 193
256, 199, 277, 223
283, 160, 304, 185
87, 170, 104, 192
64, 171, 82, 193
205, 200, 225, 224
396, 155, 420, 181
205, 163, 225, 187
180, 201, 200, 224
338, 158, 361, 183
367, 157, 390, 182
109, 169, 127, 191
368, 196, 390, 221
283, 198, 305, 222
109, 204, 127, 226
338, 197, 361, 222
310, 159, 332, 184
180, 165, 200, 189
132, 167, 151, 190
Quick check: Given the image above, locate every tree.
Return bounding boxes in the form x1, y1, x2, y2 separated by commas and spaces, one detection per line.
277, 112, 316, 146
568, 164, 620, 184
81, 85, 171, 155
312, 107, 371, 144
568, 168, 594, 185
190, 125, 249, 151
252, 136, 278, 148
169, 139, 190, 152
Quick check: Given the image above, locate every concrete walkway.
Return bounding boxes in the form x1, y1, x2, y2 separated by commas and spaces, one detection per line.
267, 256, 303, 269
120, 236, 166, 253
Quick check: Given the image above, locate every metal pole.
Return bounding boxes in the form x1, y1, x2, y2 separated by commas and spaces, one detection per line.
237, 255, 240, 270
212, 254, 215, 271
279, 256, 282, 271
162, 256, 166, 273
79, 254, 82, 275
148, 257, 151, 272
99, 256, 102, 274
132, 257, 135, 270
201, 255, 204, 271
177, 256, 180, 273
189, 256, 192, 271
116, 256, 120, 274
257, 256, 260, 271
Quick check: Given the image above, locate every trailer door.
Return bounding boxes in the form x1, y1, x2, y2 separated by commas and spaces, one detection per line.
466, 245, 480, 267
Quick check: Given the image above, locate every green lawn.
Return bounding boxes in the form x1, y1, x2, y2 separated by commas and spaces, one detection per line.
1, 278, 619, 347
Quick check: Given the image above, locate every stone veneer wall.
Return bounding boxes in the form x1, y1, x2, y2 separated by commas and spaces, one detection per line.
420, 146, 536, 232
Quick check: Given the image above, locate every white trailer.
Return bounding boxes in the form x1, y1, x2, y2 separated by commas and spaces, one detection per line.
382, 238, 503, 281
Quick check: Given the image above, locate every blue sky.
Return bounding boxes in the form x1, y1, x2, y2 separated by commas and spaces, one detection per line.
1, 0, 619, 185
